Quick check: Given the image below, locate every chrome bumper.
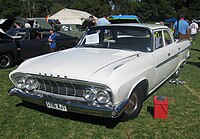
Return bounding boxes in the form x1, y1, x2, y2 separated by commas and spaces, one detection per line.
8, 87, 128, 118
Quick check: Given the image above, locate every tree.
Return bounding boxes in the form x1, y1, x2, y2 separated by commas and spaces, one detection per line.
1, 0, 200, 22
112, 0, 139, 15
0, 0, 22, 18
71, 0, 111, 17
136, 0, 175, 22
188, 0, 200, 19
20, 0, 55, 17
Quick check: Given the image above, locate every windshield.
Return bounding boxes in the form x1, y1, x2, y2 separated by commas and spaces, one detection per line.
6, 29, 26, 39
79, 26, 152, 52
0, 32, 13, 40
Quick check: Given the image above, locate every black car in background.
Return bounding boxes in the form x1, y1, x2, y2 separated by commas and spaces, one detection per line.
0, 28, 79, 68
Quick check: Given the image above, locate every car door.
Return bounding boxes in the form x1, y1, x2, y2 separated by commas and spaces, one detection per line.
19, 30, 49, 59
162, 29, 180, 74
152, 30, 178, 87
19, 31, 36, 59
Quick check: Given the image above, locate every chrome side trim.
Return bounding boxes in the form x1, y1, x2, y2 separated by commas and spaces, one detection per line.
156, 47, 189, 68
156, 53, 178, 68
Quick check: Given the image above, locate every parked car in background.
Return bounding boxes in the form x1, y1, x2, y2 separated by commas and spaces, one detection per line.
53, 24, 84, 38
8, 24, 191, 121
0, 28, 79, 68
107, 15, 141, 24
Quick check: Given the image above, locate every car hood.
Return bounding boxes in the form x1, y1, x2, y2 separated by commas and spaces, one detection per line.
0, 18, 15, 31
16, 48, 140, 80
0, 32, 14, 40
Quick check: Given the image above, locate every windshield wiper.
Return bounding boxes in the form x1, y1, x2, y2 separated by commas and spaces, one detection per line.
108, 45, 133, 51
78, 43, 106, 48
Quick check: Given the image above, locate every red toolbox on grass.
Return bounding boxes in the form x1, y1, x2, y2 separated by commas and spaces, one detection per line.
154, 96, 168, 119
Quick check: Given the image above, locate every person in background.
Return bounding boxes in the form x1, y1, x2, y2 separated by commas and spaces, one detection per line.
159, 21, 164, 25
14, 22, 20, 28
54, 19, 61, 31
33, 20, 39, 28
189, 20, 199, 43
81, 15, 96, 30
48, 28, 56, 52
88, 15, 96, 26
96, 15, 110, 26
24, 21, 31, 28
56, 19, 61, 25
173, 15, 190, 39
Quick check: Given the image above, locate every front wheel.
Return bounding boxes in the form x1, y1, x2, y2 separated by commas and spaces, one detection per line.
0, 53, 14, 68
120, 86, 144, 121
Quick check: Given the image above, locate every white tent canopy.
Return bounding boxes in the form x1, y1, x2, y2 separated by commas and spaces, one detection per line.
49, 8, 94, 24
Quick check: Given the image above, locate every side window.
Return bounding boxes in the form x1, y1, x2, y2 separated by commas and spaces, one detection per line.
30, 31, 42, 40
103, 29, 113, 41
41, 32, 50, 38
154, 31, 163, 49
103, 29, 117, 45
62, 25, 71, 32
163, 30, 173, 46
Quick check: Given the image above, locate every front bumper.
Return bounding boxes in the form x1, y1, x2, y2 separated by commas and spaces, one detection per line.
8, 87, 128, 118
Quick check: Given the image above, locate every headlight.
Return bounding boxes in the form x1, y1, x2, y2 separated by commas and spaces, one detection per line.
97, 90, 110, 104
84, 87, 111, 104
84, 88, 97, 101
15, 76, 27, 89
25, 78, 38, 91
11, 73, 38, 91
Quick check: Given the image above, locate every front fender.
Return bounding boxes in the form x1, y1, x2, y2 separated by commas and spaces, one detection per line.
89, 53, 155, 105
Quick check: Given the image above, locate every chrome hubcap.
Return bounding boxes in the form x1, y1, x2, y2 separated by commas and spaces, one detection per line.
125, 93, 138, 115
0, 55, 10, 67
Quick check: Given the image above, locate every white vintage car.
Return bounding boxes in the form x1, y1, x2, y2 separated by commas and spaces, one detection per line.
8, 24, 191, 121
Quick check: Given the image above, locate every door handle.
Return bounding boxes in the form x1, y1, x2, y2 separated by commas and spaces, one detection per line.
168, 53, 171, 56
178, 48, 180, 51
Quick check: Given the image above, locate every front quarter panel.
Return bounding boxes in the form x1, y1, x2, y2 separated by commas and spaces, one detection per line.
89, 53, 155, 105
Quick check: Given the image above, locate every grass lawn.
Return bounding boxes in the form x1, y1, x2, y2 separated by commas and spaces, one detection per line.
0, 36, 199, 139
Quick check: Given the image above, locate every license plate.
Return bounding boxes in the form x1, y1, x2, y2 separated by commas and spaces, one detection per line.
46, 101, 67, 112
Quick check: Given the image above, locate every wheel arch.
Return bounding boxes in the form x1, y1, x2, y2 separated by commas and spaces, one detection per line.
0, 52, 15, 60
130, 79, 149, 100
120, 79, 149, 121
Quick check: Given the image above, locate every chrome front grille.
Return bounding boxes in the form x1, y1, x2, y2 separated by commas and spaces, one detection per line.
36, 77, 86, 97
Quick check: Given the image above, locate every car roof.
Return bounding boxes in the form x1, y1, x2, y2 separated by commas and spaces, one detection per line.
8, 28, 50, 32
95, 23, 169, 30
55, 24, 81, 26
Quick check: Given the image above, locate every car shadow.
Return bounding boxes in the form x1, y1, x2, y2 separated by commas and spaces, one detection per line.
190, 48, 200, 52
187, 61, 200, 68
147, 106, 154, 117
16, 101, 120, 129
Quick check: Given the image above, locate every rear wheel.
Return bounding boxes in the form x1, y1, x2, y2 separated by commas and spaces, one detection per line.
120, 86, 144, 121
0, 53, 14, 68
